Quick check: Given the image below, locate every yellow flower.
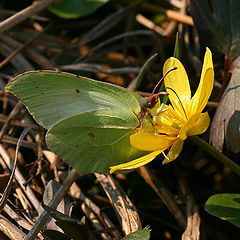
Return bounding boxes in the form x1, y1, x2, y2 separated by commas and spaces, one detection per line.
110, 48, 214, 173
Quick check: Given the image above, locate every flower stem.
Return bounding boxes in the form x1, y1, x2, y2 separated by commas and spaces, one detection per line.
190, 135, 240, 177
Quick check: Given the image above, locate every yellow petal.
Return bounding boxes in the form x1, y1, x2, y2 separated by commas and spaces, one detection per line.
178, 112, 210, 140
156, 104, 185, 125
155, 122, 180, 136
109, 150, 162, 173
130, 133, 176, 151
190, 48, 214, 115
186, 112, 210, 136
163, 57, 191, 120
162, 139, 184, 164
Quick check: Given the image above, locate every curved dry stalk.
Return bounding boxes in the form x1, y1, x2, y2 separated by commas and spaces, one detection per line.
0, 127, 32, 213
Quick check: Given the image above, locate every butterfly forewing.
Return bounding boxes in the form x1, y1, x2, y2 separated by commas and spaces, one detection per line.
6, 71, 142, 129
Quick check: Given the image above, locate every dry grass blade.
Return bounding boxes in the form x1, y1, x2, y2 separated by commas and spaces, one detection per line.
78, 39, 152, 63
1, 135, 37, 149
0, 113, 39, 129
0, 43, 33, 72
0, 102, 23, 142
0, 0, 57, 33
3, 203, 33, 231
95, 173, 142, 236
70, 182, 122, 239
0, 214, 28, 240
0, 24, 52, 70
60, 63, 140, 74
0, 144, 40, 210
0, 127, 32, 213
77, 2, 142, 46
75, 30, 152, 62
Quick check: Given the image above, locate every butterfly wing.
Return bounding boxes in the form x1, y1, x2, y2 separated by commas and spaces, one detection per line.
6, 70, 146, 173
47, 108, 146, 173
6, 71, 142, 129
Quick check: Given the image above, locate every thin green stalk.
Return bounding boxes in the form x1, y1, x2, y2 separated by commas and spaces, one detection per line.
190, 135, 240, 177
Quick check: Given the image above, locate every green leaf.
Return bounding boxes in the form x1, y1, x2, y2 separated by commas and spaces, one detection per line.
43, 205, 97, 240
130, 53, 158, 91
122, 228, 151, 240
173, 32, 181, 60
190, 0, 240, 59
48, 0, 109, 19
6, 71, 149, 174
44, 230, 71, 240
205, 193, 240, 228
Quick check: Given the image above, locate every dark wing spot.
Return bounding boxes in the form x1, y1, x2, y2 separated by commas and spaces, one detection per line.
75, 89, 80, 93
88, 132, 95, 138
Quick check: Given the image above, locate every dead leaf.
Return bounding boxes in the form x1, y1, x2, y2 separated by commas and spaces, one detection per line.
210, 56, 240, 153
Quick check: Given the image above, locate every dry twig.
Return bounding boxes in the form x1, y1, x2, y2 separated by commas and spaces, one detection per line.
0, 0, 57, 33
95, 173, 142, 236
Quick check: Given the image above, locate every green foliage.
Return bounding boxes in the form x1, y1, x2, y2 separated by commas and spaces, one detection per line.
48, 0, 110, 19
43, 205, 97, 240
173, 32, 181, 60
6, 71, 148, 174
205, 193, 240, 228
122, 228, 151, 240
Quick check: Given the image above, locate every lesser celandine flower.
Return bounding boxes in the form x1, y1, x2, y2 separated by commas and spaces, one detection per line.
110, 48, 214, 173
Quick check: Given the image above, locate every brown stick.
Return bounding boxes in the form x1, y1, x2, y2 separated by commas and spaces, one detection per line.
0, 0, 57, 33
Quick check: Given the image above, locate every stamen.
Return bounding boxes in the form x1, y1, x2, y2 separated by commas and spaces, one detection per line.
161, 150, 170, 161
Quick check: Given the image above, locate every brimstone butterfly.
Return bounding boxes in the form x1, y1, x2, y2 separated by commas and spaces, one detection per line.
6, 71, 160, 174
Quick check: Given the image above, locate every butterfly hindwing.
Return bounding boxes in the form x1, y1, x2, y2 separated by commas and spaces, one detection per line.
46, 108, 146, 173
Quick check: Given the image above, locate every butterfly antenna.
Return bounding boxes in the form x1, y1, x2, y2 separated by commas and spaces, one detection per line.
165, 87, 188, 120
151, 67, 177, 95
